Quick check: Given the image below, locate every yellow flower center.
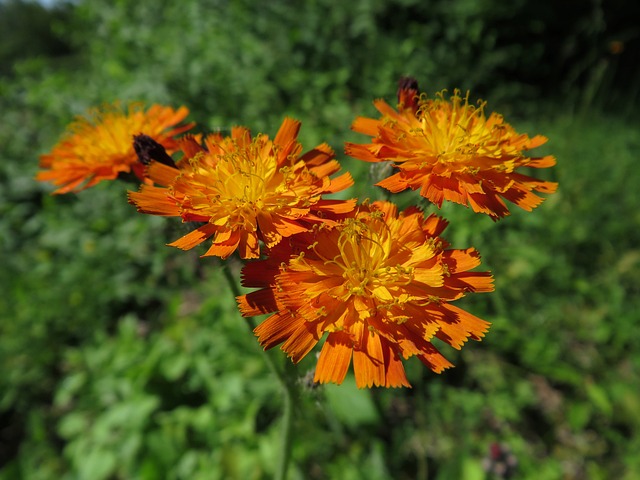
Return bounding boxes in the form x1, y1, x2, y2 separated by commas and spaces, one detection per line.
422, 95, 488, 161
314, 213, 422, 320
173, 136, 319, 229
337, 217, 390, 296
396, 91, 519, 172
285, 208, 447, 329
215, 145, 275, 211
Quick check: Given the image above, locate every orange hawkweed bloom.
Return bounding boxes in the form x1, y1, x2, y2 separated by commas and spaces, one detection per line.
237, 201, 493, 388
345, 80, 558, 219
128, 117, 356, 259
37, 103, 193, 194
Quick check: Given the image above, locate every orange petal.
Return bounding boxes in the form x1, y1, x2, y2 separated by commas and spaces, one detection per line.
300, 143, 335, 166
255, 311, 304, 350
501, 186, 545, 212
178, 135, 206, 161
371, 200, 398, 219
314, 331, 353, 385
376, 172, 410, 193
434, 304, 491, 348
128, 185, 181, 216
281, 322, 322, 363
314, 198, 357, 214
230, 126, 252, 146
527, 155, 556, 168
352, 324, 386, 388
350, 116, 381, 136
449, 271, 495, 293
418, 347, 454, 373
241, 260, 283, 288
445, 248, 482, 272
322, 170, 354, 192
381, 340, 411, 388
468, 191, 509, 219
372, 98, 400, 118
257, 212, 308, 247
344, 143, 382, 163
237, 289, 279, 317
238, 229, 260, 259
274, 117, 301, 149
423, 213, 449, 237
169, 224, 218, 250
525, 135, 548, 149
203, 228, 241, 259
146, 161, 180, 186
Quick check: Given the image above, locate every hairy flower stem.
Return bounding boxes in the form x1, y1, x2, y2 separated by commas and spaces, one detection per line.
220, 260, 296, 480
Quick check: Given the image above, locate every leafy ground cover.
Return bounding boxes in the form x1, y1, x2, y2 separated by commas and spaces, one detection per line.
1, 0, 639, 478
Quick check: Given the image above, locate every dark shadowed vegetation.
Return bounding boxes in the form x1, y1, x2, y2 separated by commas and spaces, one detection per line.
1, 0, 639, 478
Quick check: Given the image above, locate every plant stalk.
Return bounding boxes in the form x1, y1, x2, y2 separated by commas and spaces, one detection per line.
220, 260, 296, 480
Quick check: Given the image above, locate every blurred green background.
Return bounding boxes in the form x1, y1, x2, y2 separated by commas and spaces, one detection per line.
1, 0, 639, 478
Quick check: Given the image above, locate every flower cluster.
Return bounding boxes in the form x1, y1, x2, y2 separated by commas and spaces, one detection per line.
37, 78, 557, 388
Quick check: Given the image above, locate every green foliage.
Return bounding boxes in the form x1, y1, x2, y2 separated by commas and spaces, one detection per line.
1, 0, 639, 479
0, 0, 73, 77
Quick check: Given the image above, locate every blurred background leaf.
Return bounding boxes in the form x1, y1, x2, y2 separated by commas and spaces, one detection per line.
1, 0, 639, 478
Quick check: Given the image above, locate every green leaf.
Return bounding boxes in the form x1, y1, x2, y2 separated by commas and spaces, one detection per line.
323, 375, 379, 428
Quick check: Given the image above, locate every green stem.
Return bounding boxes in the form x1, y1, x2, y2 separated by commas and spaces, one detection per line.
275, 360, 296, 480
220, 260, 282, 380
220, 260, 296, 480
220, 259, 256, 330
415, 372, 429, 480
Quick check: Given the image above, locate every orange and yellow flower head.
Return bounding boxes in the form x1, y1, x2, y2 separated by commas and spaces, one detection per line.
128, 117, 356, 259
37, 103, 193, 194
345, 80, 558, 219
237, 201, 493, 388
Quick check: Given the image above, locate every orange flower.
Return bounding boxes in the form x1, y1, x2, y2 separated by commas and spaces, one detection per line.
345, 80, 558, 219
37, 103, 193, 193
237, 201, 493, 388
128, 117, 356, 259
